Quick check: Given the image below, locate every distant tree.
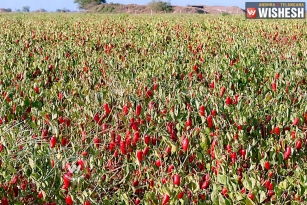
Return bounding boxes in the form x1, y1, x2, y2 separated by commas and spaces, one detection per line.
56, 8, 71, 12
0, 8, 12, 12
74, 0, 106, 10
16, 9, 21, 12
148, 0, 172, 12
22, 6, 30, 12
63, 8, 72, 12
56, 8, 70, 12
38, 8, 47, 12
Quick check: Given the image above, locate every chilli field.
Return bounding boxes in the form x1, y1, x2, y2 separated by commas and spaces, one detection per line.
0, 13, 307, 205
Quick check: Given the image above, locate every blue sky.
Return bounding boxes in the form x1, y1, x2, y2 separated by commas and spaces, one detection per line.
0, 0, 305, 12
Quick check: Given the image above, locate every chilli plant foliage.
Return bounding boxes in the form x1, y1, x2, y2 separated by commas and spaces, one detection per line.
0, 13, 307, 205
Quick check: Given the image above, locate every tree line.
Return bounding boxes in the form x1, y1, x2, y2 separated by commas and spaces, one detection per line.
1, 0, 173, 13
0, 6, 71, 13
74, 0, 173, 12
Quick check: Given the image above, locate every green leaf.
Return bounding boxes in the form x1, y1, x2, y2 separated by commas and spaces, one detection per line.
169, 110, 175, 120
51, 111, 57, 120
225, 198, 232, 205
278, 180, 287, 190
41, 190, 46, 199
219, 195, 226, 205
29, 158, 35, 170
196, 151, 203, 161
229, 180, 238, 192
8, 163, 16, 174
211, 190, 218, 205
171, 145, 178, 153
94, 93, 101, 103
300, 184, 306, 196
86, 95, 90, 103
200, 142, 207, 151
103, 199, 110, 205
217, 175, 227, 185
259, 190, 266, 203
235, 192, 244, 201
204, 127, 211, 134
245, 196, 255, 205
24, 97, 31, 107
242, 174, 252, 191
122, 193, 130, 204
250, 177, 257, 189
